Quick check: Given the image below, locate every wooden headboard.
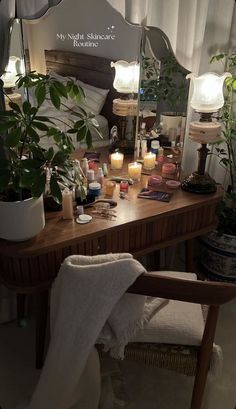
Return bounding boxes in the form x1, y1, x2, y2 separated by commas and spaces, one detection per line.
44, 50, 119, 130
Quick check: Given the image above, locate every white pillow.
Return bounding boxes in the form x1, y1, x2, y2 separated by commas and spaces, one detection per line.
77, 79, 109, 115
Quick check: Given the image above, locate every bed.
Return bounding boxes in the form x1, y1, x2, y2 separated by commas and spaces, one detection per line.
28, 50, 119, 149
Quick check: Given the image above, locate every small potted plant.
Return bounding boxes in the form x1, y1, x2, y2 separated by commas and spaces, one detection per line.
200, 51, 236, 280
0, 71, 101, 241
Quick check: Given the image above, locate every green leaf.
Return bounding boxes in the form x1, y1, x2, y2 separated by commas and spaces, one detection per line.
49, 85, 61, 109
67, 128, 78, 134
5, 128, 21, 147
75, 120, 86, 129
34, 116, 53, 123
53, 81, 68, 99
35, 83, 46, 107
30, 146, 45, 161
48, 127, 60, 136
33, 121, 49, 131
0, 169, 11, 191
22, 101, 32, 114
27, 127, 40, 142
0, 121, 17, 132
31, 173, 46, 198
20, 170, 38, 188
50, 176, 62, 203
29, 107, 38, 116
86, 129, 92, 148
44, 147, 54, 161
9, 102, 22, 113
51, 150, 67, 166
77, 125, 87, 141
21, 158, 43, 170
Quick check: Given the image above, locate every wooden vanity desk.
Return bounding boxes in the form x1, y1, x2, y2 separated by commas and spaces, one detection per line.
0, 151, 223, 367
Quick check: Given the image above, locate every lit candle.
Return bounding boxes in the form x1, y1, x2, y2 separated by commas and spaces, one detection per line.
128, 162, 142, 181
143, 152, 156, 170
111, 152, 124, 170
62, 188, 74, 220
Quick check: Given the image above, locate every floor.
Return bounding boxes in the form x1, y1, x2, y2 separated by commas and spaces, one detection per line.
0, 295, 236, 409
0, 245, 236, 409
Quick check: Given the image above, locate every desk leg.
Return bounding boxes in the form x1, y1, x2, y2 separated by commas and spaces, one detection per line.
185, 239, 196, 272
35, 290, 49, 369
17, 294, 26, 327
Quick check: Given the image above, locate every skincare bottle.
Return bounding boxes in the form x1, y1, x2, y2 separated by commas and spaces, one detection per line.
97, 168, 104, 186
141, 140, 147, 158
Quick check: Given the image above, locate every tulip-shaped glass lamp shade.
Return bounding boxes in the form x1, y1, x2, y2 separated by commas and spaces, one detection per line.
181, 71, 231, 194
186, 72, 232, 113
1, 56, 22, 90
111, 60, 140, 94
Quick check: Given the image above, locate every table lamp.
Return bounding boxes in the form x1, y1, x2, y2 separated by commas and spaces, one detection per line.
111, 60, 140, 153
1, 56, 23, 111
181, 71, 231, 194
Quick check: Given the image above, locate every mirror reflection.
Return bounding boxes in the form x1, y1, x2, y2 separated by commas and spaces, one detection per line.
136, 27, 190, 178
19, 0, 141, 152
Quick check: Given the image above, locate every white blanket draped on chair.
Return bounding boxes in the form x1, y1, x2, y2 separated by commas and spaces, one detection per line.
26, 253, 167, 409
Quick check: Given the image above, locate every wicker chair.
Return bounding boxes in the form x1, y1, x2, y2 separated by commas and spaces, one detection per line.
121, 270, 236, 409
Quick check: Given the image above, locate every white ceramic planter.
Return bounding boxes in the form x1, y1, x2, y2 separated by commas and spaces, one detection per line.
160, 112, 183, 139
0, 195, 45, 241
200, 230, 236, 281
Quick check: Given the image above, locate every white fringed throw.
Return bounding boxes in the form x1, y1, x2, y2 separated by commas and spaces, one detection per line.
27, 253, 167, 409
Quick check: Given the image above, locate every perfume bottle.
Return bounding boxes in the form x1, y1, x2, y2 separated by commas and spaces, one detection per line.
97, 167, 104, 186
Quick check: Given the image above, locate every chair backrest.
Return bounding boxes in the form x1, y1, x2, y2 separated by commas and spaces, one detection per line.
127, 272, 236, 306
126, 272, 236, 409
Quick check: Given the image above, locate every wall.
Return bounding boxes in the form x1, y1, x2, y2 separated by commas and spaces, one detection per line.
23, 0, 142, 73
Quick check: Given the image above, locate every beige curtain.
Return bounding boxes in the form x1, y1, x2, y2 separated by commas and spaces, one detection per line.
108, 0, 235, 175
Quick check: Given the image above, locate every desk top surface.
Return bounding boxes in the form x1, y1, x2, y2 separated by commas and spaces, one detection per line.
0, 150, 223, 257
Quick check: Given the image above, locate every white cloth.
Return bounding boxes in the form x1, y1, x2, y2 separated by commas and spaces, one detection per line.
27, 253, 167, 409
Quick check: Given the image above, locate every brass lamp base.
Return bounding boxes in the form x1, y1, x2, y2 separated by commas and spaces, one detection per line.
118, 139, 135, 154
181, 172, 217, 194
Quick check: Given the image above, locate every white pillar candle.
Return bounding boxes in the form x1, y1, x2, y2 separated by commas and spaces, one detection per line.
111, 152, 124, 170
62, 188, 74, 220
128, 162, 142, 181
143, 152, 156, 170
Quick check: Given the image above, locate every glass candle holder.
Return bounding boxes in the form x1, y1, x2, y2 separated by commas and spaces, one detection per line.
143, 152, 156, 170
110, 152, 124, 170
128, 162, 142, 182
120, 180, 129, 193
105, 181, 116, 197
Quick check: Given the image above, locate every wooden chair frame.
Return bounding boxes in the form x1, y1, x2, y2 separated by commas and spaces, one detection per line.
126, 273, 236, 409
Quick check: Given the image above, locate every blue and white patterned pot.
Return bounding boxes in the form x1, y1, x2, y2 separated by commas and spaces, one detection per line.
200, 230, 236, 281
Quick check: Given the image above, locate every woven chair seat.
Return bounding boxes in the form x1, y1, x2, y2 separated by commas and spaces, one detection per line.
124, 342, 198, 376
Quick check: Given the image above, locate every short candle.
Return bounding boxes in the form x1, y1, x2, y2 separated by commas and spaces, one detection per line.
128, 162, 142, 181
111, 152, 124, 170
143, 152, 156, 170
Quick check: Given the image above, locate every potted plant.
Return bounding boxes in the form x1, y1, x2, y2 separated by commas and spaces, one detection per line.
0, 71, 101, 241
200, 51, 236, 280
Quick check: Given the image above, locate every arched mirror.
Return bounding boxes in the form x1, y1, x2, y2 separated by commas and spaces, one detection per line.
135, 26, 190, 177
16, 0, 141, 152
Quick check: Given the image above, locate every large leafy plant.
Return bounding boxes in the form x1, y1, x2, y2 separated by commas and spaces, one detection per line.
140, 52, 188, 112
210, 51, 236, 235
0, 72, 101, 203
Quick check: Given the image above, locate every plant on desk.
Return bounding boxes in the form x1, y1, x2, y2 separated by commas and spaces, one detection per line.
200, 50, 236, 281
0, 72, 101, 241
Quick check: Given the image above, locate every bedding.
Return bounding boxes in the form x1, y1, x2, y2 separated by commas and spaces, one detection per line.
76, 79, 109, 115
49, 71, 109, 116
38, 106, 109, 150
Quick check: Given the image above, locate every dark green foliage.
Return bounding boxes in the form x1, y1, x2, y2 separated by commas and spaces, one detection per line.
211, 51, 236, 235
0, 71, 102, 203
